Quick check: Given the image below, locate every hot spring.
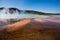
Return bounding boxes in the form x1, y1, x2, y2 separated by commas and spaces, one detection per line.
0, 7, 48, 20
0, 7, 48, 26
0, 7, 60, 26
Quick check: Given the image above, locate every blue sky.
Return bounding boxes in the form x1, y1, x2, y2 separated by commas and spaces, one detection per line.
0, 0, 60, 13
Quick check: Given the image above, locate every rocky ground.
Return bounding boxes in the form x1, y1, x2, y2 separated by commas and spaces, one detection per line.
0, 18, 60, 40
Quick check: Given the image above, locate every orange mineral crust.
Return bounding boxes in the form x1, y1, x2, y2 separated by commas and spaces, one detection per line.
0, 18, 60, 40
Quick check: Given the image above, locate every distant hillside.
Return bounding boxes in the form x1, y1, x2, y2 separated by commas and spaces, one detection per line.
24, 10, 45, 15
0, 7, 60, 15
25, 10, 60, 15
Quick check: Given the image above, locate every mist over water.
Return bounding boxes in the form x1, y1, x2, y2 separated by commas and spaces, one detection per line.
0, 7, 47, 26
0, 7, 60, 26
0, 8, 47, 19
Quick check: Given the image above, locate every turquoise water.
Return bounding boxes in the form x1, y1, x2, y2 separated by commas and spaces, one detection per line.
0, 13, 48, 19
0, 8, 47, 19
0, 12, 60, 20
0, 8, 60, 19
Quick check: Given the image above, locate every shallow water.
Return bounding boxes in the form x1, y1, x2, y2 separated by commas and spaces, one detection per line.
0, 13, 60, 26
0, 13, 49, 19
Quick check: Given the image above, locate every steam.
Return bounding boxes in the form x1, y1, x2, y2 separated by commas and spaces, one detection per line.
0, 7, 22, 19
0, 7, 47, 26
0, 7, 22, 26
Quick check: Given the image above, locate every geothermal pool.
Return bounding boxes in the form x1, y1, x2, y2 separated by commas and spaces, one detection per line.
0, 7, 49, 19
0, 13, 49, 19
0, 7, 60, 27
0, 7, 60, 19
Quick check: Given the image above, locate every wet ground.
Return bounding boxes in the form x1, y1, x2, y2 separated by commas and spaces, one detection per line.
0, 16, 60, 40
